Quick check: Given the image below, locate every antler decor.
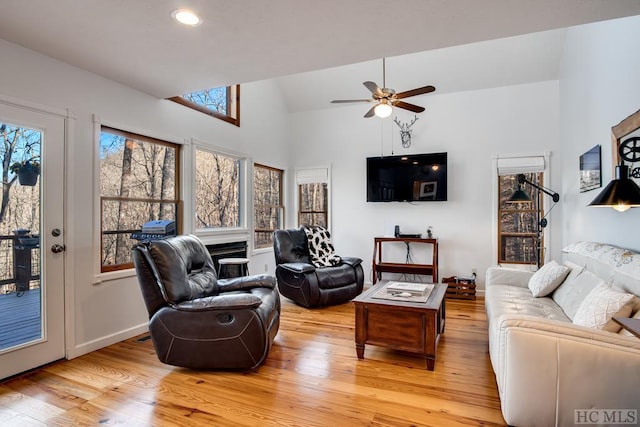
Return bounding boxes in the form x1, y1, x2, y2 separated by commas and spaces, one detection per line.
393, 115, 419, 148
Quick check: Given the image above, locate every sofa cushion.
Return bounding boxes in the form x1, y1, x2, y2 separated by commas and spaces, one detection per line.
573, 283, 635, 332
303, 226, 341, 268
485, 284, 571, 323
552, 266, 602, 320
528, 260, 570, 297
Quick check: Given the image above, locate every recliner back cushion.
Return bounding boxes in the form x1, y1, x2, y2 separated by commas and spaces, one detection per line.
148, 235, 218, 304
273, 229, 312, 264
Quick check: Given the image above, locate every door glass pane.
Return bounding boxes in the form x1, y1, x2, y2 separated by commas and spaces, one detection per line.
0, 122, 42, 351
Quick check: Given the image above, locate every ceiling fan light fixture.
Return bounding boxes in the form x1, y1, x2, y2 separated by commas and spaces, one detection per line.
374, 102, 392, 118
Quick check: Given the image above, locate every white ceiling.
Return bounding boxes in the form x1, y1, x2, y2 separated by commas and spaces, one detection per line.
0, 1, 639, 111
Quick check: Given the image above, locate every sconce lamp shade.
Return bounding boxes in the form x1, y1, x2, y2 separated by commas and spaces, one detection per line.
374, 102, 392, 118
589, 165, 640, 212
507, 185, 533, 203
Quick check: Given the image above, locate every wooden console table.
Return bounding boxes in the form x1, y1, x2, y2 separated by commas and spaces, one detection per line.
372, 237, 438, 284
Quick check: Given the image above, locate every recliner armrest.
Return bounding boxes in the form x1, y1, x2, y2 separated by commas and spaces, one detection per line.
218, 274, 276, 292
278, 262, 316, 274
341, 257, 362, 268
175, 293, 264, 311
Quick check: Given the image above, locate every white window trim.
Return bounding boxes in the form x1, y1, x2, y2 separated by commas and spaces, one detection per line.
190, 140, 250, 246
251, 161, 287, 255
294, 165, 332, 230
492, 152, 551, 269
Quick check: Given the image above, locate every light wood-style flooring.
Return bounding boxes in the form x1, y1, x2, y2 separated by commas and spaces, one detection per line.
0, 295, 506, 426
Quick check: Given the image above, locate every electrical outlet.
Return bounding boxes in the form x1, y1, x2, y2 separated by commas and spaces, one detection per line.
264, 264, 268, 272
471, 268, 478, 275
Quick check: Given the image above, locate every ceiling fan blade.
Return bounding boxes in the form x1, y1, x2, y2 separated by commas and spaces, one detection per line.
330, 99, 373, 104
364, 105, 377, 118
363, 81, 382, 97
395, 85, 436, 99
393, 100, 425, 113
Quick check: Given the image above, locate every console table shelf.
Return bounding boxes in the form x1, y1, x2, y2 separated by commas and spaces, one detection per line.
372, 237, 438, 284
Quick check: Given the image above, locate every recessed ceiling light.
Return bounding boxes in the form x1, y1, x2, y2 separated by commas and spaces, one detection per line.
171, 9, 201, 26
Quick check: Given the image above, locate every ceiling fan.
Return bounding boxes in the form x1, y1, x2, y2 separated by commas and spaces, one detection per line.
330, 58, 436, 118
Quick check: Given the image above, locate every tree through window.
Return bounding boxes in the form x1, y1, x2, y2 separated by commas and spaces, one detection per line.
497, 172, 544, 266
253, 164, 283, 249
194, 148, 241, 229
99, 127, 180, 272
168, 85, 240, 127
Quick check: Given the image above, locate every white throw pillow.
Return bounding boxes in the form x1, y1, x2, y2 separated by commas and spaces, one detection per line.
528, 260, 570, 297
573, 283, 635, 332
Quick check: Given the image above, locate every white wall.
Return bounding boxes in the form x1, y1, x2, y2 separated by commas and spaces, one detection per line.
559, 15, 640, 251
290, 80, 561, 288
0, 39, 291, 357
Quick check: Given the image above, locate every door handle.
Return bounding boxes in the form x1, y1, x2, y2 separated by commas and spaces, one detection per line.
51, 244, 65, 253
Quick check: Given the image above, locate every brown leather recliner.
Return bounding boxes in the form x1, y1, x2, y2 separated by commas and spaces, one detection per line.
132, 234, 280, 370
273, 228, 364, 308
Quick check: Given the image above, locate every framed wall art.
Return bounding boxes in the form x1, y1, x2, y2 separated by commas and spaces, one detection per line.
579, 145, 601, 193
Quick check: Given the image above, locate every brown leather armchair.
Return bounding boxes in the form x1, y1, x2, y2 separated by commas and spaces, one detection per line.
273, 228, 364, 308
132, 234, 280, 370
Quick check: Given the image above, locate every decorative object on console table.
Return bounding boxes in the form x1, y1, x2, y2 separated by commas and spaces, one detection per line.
442, 274, 476, 300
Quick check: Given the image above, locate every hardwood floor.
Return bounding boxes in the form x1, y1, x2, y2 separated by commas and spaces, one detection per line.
0, 296, 506, 426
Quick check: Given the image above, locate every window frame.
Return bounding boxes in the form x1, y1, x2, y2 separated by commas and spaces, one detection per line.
253, 163, 284, 250
295, 166, 331, 229
98, 125, 182, 273
192, 144, 248, 237
497, 172, 544, 266
168, 85, 240, 127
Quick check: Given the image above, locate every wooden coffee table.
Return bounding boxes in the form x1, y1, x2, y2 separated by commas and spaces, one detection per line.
353, 282, 446, 370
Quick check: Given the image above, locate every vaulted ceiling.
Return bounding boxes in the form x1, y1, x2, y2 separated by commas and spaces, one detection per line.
1, 1, 639, 112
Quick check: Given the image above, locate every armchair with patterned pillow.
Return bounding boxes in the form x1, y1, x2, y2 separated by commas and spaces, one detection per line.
273, 226, 364, 308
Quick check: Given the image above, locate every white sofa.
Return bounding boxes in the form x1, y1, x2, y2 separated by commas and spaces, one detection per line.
485, 242, 640, 427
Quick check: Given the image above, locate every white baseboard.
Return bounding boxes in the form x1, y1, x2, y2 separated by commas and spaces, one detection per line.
67, 323, 149, 359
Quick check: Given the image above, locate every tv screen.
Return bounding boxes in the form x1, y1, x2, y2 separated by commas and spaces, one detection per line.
367, 152, 447, 202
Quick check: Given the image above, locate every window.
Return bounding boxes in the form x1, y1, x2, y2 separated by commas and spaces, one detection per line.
194, 148, 241, 229
253, 164, 283, 249
298, 183, 328, 227
497, 172, 544, 266
296, 167, 330, 228
99, 127, 180, 272
168, 85, 240, 127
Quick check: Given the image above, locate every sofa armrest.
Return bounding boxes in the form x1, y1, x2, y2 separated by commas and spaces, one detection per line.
493, 314, 640, 426
340, 256, 362, 268
278, 262, 315, 274
485, 266, 533, 289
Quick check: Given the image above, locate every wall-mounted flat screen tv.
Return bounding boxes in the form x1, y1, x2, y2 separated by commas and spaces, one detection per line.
367, 152, 447, 202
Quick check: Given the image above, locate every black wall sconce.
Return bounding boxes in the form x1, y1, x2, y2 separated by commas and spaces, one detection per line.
589, 136, 640, 212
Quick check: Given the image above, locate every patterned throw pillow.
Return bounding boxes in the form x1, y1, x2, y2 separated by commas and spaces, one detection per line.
303, 226, 341, 268
528, 260, 570, 297
573, 283, 635, 332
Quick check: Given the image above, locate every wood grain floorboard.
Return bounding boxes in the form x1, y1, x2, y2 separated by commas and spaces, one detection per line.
0, 297, 506, 426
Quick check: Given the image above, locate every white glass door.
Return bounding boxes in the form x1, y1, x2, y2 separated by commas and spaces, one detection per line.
0, 100, 66, 379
